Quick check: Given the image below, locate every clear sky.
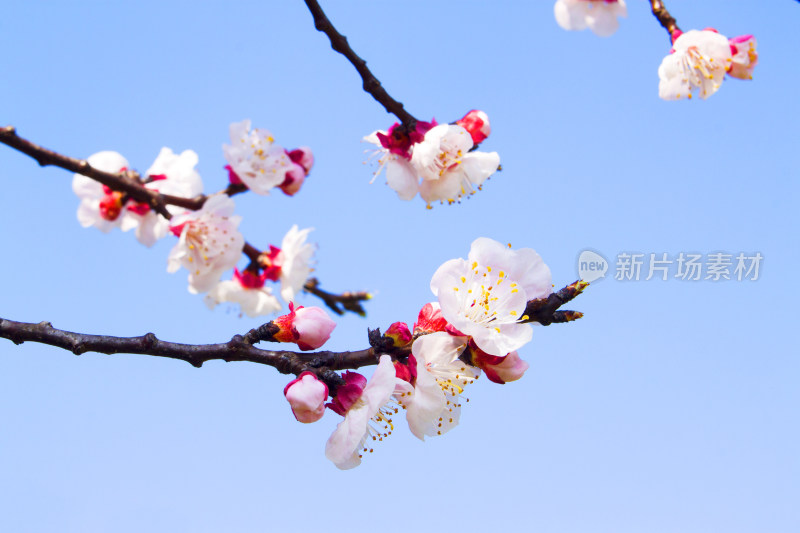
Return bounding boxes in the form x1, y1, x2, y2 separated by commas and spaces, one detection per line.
1, 1, 798, 532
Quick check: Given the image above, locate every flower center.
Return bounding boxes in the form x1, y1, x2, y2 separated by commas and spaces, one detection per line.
453, 262, 525, 329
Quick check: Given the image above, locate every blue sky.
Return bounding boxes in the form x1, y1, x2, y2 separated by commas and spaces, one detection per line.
1, 1, 798, 532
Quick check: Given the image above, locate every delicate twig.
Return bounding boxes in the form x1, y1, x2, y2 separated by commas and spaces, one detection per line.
303, 0, 419, 128
303, 277, 371, 316
649, 0, 681, 41
1, 126, 371, 316
521, 281, 587, 326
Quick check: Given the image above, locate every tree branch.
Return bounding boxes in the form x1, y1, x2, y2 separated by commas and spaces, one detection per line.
0, 317, 379, 392
521, 280, 587, 326
0, 282, 583, 384
0, 126, 172, 219
303, 0, 419, 128
649, 0, 681, 41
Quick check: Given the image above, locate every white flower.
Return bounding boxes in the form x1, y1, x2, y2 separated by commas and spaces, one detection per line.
430, 237, 552, 356
203, 268, 281, 318
223, 119, 292, 195
658, 29, 733, 100
363, 129, 420, 201
554, 0, 627, 37
71, 151, 129, 232
277, 225, 315, 303
324, 355, 403, 470
411, 125, 500, 207
120, 147, 204, 247
403, 332, 479, 440
167, 194, 244, 294
728, 34, 758, 80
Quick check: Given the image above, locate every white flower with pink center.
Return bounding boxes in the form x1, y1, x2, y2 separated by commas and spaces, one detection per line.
204, 268, 281, 318
223, 119, 292, 196
167, 194, 244, 294
324, 355, 404, 470
120, 147, 204, 247
259, 225, 315, 303
728, 35, 758, 80
403, 332, 479, 440
411, 124, 500, 208
554, 0, 627, 37
72, 151, 130, 233
363, 120, 437, 201
658, 29, 733, 100
430, 237, 552, 356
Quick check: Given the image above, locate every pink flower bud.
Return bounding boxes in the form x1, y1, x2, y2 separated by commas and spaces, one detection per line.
468, 341, 529, 384
287, 147, 314, 175
284, 371, 329, 423
455, 109, 491, 146
273, 303, 337, 351
279, 163, 306, 196
385, 322, 412, 347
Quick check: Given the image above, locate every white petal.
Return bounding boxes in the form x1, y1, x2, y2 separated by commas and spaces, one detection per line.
385, 159, 419, 201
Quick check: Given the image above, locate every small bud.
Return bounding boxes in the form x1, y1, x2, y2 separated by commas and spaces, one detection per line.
384, 322, 412, 347
273, 302, 337, 351
455, 109, 491, 146
284, 371, 329, 423
467, 342, 529, 384
287, 147, 314, 175
279, 164, 306, 196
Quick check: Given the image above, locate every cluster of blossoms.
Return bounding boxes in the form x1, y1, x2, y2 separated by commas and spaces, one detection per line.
554, 0, 627, 37
72, 121, 317, 317
223, 119, 313, 197
552, 2, 757, 100
282, 237, 553, 469
364, 110, 499, 208
658, 29, 758, 101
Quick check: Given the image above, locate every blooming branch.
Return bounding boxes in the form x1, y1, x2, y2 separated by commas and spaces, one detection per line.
0, 125, 369, 316
0, 282, 583, 386
303, 0, 419, 129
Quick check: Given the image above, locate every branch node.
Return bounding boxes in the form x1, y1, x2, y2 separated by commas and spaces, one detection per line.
142, 332, 158, 349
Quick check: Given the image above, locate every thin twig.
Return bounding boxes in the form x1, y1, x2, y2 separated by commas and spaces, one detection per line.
521, 281, 588, 326
649, 0, 681, 41
303, 0, 419, 128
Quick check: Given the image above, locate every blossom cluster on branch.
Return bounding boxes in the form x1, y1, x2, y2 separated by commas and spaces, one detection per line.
275, 238, 582, 469
68, 120, 330, 317
553, 0, 758, 100
0, 0, 762, 471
